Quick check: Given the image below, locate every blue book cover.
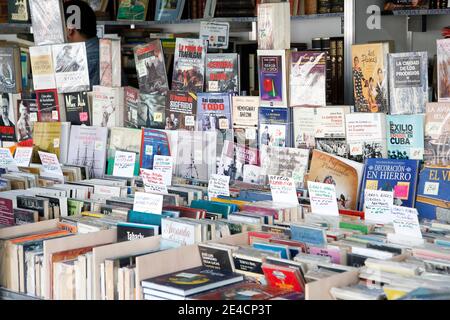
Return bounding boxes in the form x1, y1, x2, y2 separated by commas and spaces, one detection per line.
197, 93, 232, 131
258, 107, 290, 148
290, 225, 327, 247
155, 0, 185, 21
127, 211, 175, 226
359, 158, 420, 210
387, 114, 425, 161
252, 242, 290, 260
415, 165, 450, 220
140, 129, 171, 170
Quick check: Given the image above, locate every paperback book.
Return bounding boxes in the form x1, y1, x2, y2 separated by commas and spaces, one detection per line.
140, 94, 166, 129
64, 92, 90, 126
258, 50, 289, 108
32, 122, 61, 163
259, 107, 290, 148
232, 96, 259, 129
155, 0, 185, 21
424, 102, 450, 165
140, 129, 171, 170
107, 127, 142, 176
437, 39, 450, 102
0, 47, 21, 93
197, 93, 232, 131
29, 0, 66, 46
387, 115, 425, 160
36, 89, 61, 122
8, 0, 30, 23
117, 0, 149, 21
92, 86, 125, 128
257, 2, 290, 50
99, 38, 121, 87
165, 91, 197, 131
205, 53, 240, 93
124, 86, 140, 128
29, 45, 55, 91
293, 107, 316, 149
16, 98, 37, 147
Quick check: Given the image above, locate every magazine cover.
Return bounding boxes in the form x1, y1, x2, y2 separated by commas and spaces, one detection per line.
387, 115, 425, 160
67, 126, 108, 178
16, 98, 38, 147
258, 50, 288, 108
134, 40, 169, 94
388, 52, 428, 114
424, 102, 450, 165
117, 0, 149, 21
107, 127, 142, 176
64, 91, 90, 126
36, 89, 61, 122
165, 91, 197, 131
358, 158, 420, 210
29, 45, 56, 91
437, 39, 450, 102
172, 38, 207, 93
29, 0, 66, 46
351, 43, 390, 113
205, 53, 240, 93
197, 93, 232, 131
293, 107, 316, 149
124, 86, 140, 128
139, 94, 166, 129
155, 0, 185, 21
290, 51, 327, 107
259, 107, 290, 147
52, 42, 90, 93
232, 96, 259, 129
140, 129, 171, 170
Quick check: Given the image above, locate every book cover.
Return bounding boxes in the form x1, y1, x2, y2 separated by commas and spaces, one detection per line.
0, 197, 14, 226
262, 263, 304, 293
424, 102, 450, 165
67, 126, 108, 179
0, 47, 20, 93
198, 244, 234, 272
29, 0, 66, 46
29, 45, 55, 91
358, 158, 420, 210
315, 106, 351, 139
32, 122, 61, 163
258, 107, 290, 148
387, 114, 425, 160
232, 96, 259, 129
172, 38, 207, 93
52, 43, 90, 93
14, 208, 38, 225
117, 0, 149, 21
351, 43, 390, 113
107, 127, 142, 176
0, 124, 16, 148
205, 53, 240, 93
161, 218, 200, 246
117, 222, 156, 242
290, 51, 327, 107
155, 0, 185, 21
165, 91, 197, 131
309, 150, 364, 210
197, 93, 232, 131
293, 107, 316, 149
139, 94, 166, 129
388, 52, 428, 114
257, 50, 288, 108
191, 282, 290, 300
134, 40, 169, 94
257, 2, 290, 50
92, 86, 124, 128
99, 38, 121, 87
124, 86, 140, 128
8, 0, 30, 23
437, 39, 450, 102
16, 98, 37, 147
140, 129, 171, 170
36, 89, 61, 122
64, 92, 90, 126
416, 165, 450, 220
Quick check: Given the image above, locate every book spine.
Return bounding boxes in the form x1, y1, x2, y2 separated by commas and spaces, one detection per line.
304, 0, 318, 14
330, 38, 338, 105
318, 0, 331, 13
336, 37, 345, 105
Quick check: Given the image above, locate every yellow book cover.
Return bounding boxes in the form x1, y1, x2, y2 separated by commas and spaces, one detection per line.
32, 122, 62, 163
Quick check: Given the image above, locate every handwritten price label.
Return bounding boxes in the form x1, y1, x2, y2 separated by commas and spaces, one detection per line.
364, 189, 394, 224
38, 151, 63, 177
269, 175, 298, 205
307, 181, 339, 216
208, 174, 230, 200
133, 192, 163, 215
113, 151, 136, 178
392, 206, 422, 239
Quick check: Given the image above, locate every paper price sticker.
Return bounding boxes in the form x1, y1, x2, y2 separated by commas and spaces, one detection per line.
79, 112, 89, 122
30, 112, 38, 122
208, 81, 219, 92
424, 182, 439, 196
95, 140, 104, 151
245, 128, 256, 140
52, 110, 59, 121
349, 143, 363, 156
219, 118, 229, 130
410, 148, 424, 160
53, 138, 60, 148
154, 112, 163, 122
145, 145, 154, 156
185, 116, 195, 127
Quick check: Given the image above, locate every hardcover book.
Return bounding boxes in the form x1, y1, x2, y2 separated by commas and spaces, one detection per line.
134, 40, 169, 94
197, 93, 232, 131
0, 47, 21, 93
52, 42, 90, 93
155, 0, 185, 21
308, 150, 364, 211
351, 43, 390, 113
124, 86, 140, 128
165, 91, 197, 131
290, 51, 327, 107
64, 92, 90, 126
424, 102, 450, 165
257, 2, 290, 50
67, 126, 108, 179
388, 51, 428, 114
257, 50, 289, 108
258, 107, 290, 148
140, 129, 171, 170
36, 89, 61, 122
16, 98, 37, 147
205, 53, 240, 93
107, 127, 142, 176
172, 38, 207, 93
29, 45, 55, 91
8, 0, 30, 23
92, 86, 125, 128
14, 208, 38, 225
99, 38, 121, 87
387, 115, 425, 160
29, 0, 66, 46
232, 96, 259, 129
139, 94, 166, 129
358, 158, 420, 210
117, 0, 150, 21
437, 39, 450, 102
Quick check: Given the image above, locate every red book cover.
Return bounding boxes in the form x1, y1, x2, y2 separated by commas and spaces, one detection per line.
0, 197, 14, 226
339, 209, 365, 220
36, 89, 61, 122
248, 231, 273, 244
163, 205, 206, 219
262, 263, 304, 293
242, 205, 280, 220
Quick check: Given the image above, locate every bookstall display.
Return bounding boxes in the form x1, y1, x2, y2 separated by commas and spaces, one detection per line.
0, 0, 449, 302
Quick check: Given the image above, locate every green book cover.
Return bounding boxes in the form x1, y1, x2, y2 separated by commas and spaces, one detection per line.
117, 0, 149, 21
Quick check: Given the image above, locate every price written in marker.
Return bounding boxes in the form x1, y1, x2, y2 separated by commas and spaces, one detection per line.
307, 181, 339, 216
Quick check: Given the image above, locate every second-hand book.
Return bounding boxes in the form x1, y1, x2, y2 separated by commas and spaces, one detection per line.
92, 86, 125, 128
387, 114, 425, 160
16, 98, 37, 146
351, 43, 390, 113
32, 122, 61, 163
140, 129, 171, 170
155, 0, 185, 21
0, 46, 22, 93
424, 102, 450, 165
52, 42, 90, 93
259, 107, 290, 148
290, 51, 327, 107
29, 45, 56, 91
124, 86, 140, 128
232, 96, 259, 129
117, 0, 150, 21
99, 38, 121, 87
205, 53, 240, 93
258, 50, 289, 108
140, 94, 166, 129
172, 38, 207, 93
36, 89, 62, 122
388, 51, 428, 115
8, 0, 30, 23
29, 0, 66, 46
437, 39, 450, 102
257, 2, 290, 50
197, 93, 232, 131
134, 40, 169, 94
165, 91, 197, 131
63, 91, 90, 126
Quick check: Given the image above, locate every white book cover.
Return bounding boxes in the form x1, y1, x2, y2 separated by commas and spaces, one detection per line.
257, 2, 291, 50
346, 113, 387, 158
315, 106, 352, 139
29, 46, 56, 91
92, 86, 124, 127
293, 107, 316, 149
437, 39, 450, 103
52, 42, 90, 93
161, 218, 201, 246
29, 0, 66, 46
